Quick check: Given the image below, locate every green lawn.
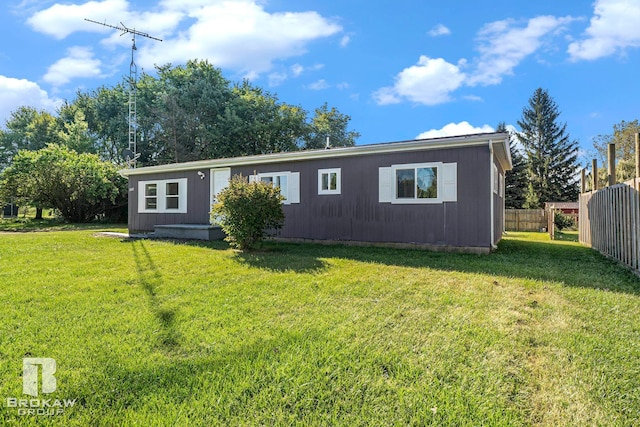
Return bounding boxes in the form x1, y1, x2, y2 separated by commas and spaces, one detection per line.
0, 229, 639, 426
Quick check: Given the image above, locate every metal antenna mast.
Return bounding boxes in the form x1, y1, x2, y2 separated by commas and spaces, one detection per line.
85, 19, 162, 167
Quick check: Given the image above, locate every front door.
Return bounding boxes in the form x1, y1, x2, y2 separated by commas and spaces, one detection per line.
210, 168, 231, 224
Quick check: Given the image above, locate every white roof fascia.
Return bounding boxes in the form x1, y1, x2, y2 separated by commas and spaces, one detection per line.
120, 132, 510, 177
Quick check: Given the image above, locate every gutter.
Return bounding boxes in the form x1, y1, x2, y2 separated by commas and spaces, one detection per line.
489, 140, 496, 250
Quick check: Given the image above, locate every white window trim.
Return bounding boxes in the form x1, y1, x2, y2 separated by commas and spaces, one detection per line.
318, 168, 341, 195
391, 162, 443, 204
138, 178, 188, 213
250, 171, 300, 205
379, 162, 457, 204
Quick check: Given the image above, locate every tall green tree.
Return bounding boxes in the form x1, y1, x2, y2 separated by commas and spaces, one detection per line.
64, 85, 129, 162
225, 82, 307, 157
304, 103, 360, 149
0, 107, 61, 170
139, 60, 235, 164
6, 60, 360, 169
516, 88, 579, 208
497, 122, 527, 208
57, 107, 96, 154
591, 119, 639, 185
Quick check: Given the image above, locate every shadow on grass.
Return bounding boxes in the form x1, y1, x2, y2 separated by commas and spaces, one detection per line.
129, 240, 181, 349
232, 246, 328, 273
184, 234, 640, 295
83, 329, 329, 422
180, 239, 328, 273
141, 232, 640, 295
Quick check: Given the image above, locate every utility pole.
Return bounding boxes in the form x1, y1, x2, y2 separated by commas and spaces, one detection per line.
85, 19, 162, 167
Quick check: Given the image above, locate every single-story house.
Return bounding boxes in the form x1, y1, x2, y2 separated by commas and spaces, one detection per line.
120, 132, 512, 253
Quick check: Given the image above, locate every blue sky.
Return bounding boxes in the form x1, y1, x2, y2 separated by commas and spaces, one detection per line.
1, 0, 640, 166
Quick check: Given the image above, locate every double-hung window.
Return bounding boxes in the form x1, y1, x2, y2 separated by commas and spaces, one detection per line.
318, 168, 341, 195
138, 178, 188, 213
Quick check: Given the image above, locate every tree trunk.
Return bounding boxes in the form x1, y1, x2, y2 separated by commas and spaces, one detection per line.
35, 207, 43, 220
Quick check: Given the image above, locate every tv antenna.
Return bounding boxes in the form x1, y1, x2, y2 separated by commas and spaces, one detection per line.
85, 18, 162, 168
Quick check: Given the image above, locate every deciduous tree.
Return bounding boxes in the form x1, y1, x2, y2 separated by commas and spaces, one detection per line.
0, 145, 127, 222
304, 102, 360, 149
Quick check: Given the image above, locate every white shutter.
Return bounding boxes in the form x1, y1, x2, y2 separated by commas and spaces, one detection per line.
137, 181, 146, 213
249, 174, 258, 183
379, 167, 393, 203
442, 162, 457, 202
287, 172, 300, 204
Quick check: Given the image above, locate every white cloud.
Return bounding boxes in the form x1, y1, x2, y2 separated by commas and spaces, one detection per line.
463, 94, 483, 102
308, 79, 330, 90
340, 35, 351, 47
290, 63, 323, 77
268, 72, 288, 87
468, 15, 575, 86
373, 56, 466, 106
0, 76, 62, 126
137, 1, 342, 77
416, 121, 494, 139
27, 0, 131, 39
28, 0, 341, 83
291, 63, 305, 77
375, 15, 574, 106
428, 24, 451, 37
568, 0, 640, 61
43, 47, 104, 86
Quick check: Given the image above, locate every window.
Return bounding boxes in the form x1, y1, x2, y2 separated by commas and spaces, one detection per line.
165, 182, 179, 209
251, 171, 300, 204
138, 178, 188, 213
318, 168, 341, 195
260, 174, 289, 201
395, 166, 437, 200
379, 162, 457, 204
144, 183, 157, 210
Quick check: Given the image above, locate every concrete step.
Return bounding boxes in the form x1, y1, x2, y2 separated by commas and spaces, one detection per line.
153, 224, 225, 241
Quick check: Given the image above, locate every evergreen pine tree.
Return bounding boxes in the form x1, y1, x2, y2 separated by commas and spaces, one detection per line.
496, 122, 527, 209
516, 88, 579, 208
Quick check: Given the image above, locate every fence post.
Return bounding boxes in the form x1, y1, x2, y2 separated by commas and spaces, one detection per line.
608, 143, 616, 187
581, 168, 586, 194
592, 159, 598, 191
636, 132, 639, 180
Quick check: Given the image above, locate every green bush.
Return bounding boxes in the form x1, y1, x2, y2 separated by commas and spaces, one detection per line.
0, 145, 127, 223
554, 211, 575, 231
211, 175, 285, 250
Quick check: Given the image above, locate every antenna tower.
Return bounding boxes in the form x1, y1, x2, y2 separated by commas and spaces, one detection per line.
85, 19, 162, 167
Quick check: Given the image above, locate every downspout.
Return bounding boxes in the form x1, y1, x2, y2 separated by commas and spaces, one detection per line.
489, 140, 495, 250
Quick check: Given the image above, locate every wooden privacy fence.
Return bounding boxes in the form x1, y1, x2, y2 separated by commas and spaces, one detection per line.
505, 209, 547, 232
579, 178, 640, 273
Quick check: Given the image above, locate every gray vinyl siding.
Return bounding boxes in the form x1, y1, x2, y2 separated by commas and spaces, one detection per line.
128, 170, 212, 233
127, 144, 496, 249
232, 146, 490, 248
